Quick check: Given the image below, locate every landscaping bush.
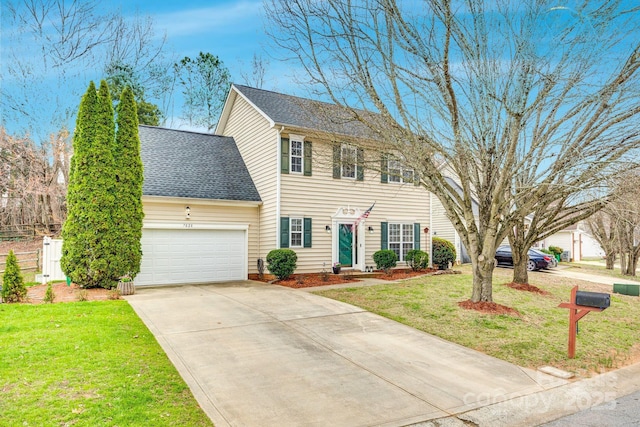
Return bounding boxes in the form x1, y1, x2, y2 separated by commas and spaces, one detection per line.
540, 248, 553, 255
266, 249, 297, 280
405, 249, 429, 271
548, 246, 563, 256
43, 283, 55, 303
373, 249, 398, 274
1, 250, 27, 303
432, 237, 456, 270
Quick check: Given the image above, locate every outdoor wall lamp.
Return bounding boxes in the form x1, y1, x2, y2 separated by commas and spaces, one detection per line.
185, 206, 191, 219
368, 226, 374, 234
325, 225, 331, 233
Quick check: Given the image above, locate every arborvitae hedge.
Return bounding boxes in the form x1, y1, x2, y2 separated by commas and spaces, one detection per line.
61, 80, 118, 289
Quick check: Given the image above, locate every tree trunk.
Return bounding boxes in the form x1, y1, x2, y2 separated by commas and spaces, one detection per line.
471, 255, 494, 302
605, 252, 616, 270
511, 240, 529, 284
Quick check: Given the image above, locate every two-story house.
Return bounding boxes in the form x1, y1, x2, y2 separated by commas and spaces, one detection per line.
133, 84, 431, 286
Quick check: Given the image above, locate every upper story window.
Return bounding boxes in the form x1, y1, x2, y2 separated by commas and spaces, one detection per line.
290, 140, 303, 174
333, 143, 364, 181
341, 145, 357, 179
382, 155, 418, 185
388, 159, 414, 184
281, 135, 312, 176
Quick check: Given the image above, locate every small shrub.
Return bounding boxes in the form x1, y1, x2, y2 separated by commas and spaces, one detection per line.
373, 249, 398, 274
432, 237, 456, 270
548, 246, 563, 256
76, 289, 89, 302
540, 248, 553, 255
1, 250, 27, 303
43, 283, 56, 303
295, 275, 305, 285
321, 268, 330, 282
266, 249, 297, 280
107, 289, 121, 300
405, 249, 429, 271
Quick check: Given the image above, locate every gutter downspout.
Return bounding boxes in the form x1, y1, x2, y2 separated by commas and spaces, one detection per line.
276, 126, 284, 248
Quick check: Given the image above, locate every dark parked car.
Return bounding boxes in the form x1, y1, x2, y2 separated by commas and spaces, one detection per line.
495, 246, 552, 271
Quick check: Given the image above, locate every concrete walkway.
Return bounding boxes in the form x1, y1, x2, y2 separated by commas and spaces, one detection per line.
127, 281, 567, 427
542, 267, 638, 287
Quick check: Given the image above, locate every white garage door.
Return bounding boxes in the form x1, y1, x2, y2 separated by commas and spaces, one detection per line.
136, 228, 247, 286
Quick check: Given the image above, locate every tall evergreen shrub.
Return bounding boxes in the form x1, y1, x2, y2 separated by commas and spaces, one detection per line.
61, 81, 118, 288
112, 86, 144, 279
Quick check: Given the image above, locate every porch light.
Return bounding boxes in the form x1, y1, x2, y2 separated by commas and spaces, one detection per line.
185, 206, 191, 219
368, 226, 374, 234
325, 225, 331, 233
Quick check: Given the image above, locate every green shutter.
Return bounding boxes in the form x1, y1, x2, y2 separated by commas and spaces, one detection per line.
333, 144, 341, 179
414, 223, 421, 250
381, 154, 388, 183
381, 222, 388, 250
414, 171, 420, 186
304, 141, 312, 176
281, 138, 289, 174
356, 148, 364, 181
303, 217, 312, 248
280, 217, 289, 248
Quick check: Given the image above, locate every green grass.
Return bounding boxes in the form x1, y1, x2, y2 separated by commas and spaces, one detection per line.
0, 301, 213, 427
315, 266, 640, 376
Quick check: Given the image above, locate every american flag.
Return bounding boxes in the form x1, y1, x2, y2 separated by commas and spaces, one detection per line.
355, 202, 376, 227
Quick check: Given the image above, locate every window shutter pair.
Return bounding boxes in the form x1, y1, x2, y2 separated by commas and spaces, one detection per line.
281, 138, 312, 176
380, 222, 420, 250
280, 217, 312, 248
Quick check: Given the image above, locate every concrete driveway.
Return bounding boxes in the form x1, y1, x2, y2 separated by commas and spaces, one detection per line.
126, 281, 566, 427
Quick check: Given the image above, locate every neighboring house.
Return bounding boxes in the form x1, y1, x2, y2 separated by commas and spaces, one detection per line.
135, 126, 262, 286
535, 222, 604, 261
214, 84, 431, 275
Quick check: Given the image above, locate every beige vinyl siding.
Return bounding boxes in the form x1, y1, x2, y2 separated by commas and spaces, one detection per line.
430, 194, 457, 244
221, 95, 279, 259
142, 198, 260, 273
544, 232, 575, 261
280, 137, 430, 273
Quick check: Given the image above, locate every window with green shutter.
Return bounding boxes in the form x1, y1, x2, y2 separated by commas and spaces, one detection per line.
304, 141, 312, 176
280, 217, 290, 248
414, 223, 421, 250
303, 217, 312, 247
381, 222, 388, 249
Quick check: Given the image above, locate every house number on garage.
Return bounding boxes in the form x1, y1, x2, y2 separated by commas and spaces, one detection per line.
183, 223, 193, 228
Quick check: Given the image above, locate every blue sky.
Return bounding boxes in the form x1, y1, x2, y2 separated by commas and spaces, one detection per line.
0, 0, 296, 138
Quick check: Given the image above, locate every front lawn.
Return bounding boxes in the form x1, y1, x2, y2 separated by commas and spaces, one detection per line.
0, 301, 213, 427
315, 266, 640, 377
567, 260, 640, 282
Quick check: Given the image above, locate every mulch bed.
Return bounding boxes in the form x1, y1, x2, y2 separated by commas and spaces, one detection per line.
22, 282, 115, 304
504, 281, 550, 295
458, 300, 521, 316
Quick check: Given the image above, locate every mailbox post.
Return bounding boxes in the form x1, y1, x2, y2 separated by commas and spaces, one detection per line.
558, 286, 610, 358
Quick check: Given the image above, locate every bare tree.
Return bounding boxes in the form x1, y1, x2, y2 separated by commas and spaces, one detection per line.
586, 210, 617, 269
265, 0, 640, 302
240, 53, 270, 89
1, 0, 169, 141
0, 128, 68, 233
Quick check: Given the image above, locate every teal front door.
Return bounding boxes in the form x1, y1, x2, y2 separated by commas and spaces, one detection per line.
339, 224, 353, 267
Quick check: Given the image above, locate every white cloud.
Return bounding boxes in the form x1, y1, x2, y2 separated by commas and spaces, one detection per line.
152, 1, 263, 38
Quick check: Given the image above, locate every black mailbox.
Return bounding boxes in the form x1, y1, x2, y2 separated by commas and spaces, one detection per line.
575, 291, 610, 309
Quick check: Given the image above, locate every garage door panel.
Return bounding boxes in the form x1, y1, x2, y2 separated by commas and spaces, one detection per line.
136, 228, 246, 286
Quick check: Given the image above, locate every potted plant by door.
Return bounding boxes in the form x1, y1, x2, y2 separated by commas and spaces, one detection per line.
332, 263, 341, 274
117, 274, 135, 296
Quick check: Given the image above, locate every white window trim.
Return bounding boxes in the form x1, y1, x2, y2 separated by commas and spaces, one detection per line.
388, 222, 414, 262
341, 144, 357, 180
388, 159, 414, 184
290, 139, 303, 174
290, 217, 304, 248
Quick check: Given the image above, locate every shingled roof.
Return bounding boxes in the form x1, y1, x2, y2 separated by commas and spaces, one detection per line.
139, 126, 261, 202
221, 84, 381, 140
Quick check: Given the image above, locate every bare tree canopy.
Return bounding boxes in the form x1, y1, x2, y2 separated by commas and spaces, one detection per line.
1, 0, 169, 140
265, 0, 640, 302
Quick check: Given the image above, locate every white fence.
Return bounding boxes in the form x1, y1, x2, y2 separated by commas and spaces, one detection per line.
41, 236, 65, 284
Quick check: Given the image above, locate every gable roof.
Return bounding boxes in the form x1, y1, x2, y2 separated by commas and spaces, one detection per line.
216, 84, 380, 140
139, 125, 261, 202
